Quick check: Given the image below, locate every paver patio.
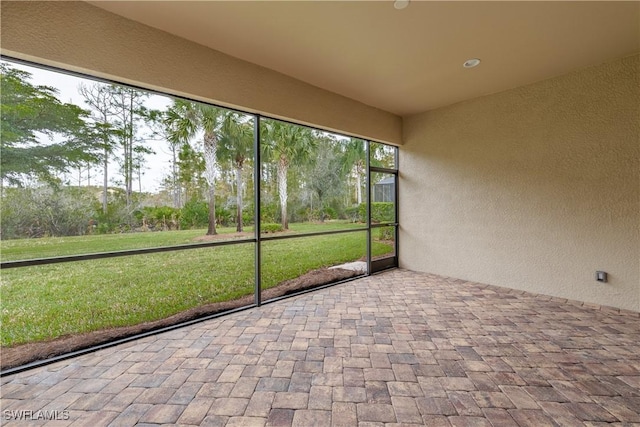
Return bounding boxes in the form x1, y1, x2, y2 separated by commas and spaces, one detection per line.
2, 269, 640, 426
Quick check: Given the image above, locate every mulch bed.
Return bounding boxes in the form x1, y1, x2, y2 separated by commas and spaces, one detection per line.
0, 267, 359, 371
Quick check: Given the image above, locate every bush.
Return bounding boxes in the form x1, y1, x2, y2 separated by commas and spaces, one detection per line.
215, 206, 233, 227
92, 188, 135, 234
353, 202, 394, 223
1, 186, 95, 239
261, 223, 284, 233
95, 222, 111, 235
242, 204, 255, 226
345, 206, 361, 223
260, 203, 278, 224
321, 206, 337, 221
377, 227, 395, 241
180, 200, 209, 229
139, 206, 181, 230
179, 200, 236, 230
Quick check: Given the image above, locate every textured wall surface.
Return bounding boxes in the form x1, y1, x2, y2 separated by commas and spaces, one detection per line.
0, 1, 401, 144
400, 55, 640, 311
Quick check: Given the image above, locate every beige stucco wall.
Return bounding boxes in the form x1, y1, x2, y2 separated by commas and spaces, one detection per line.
400, 54, 640, 312
0, 1, 401, 145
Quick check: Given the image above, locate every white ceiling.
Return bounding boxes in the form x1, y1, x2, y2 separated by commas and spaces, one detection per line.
90, 1, 639, 116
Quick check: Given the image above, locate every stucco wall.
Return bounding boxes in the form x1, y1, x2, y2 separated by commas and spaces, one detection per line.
0, 1, 401, 145
400, 54, 640, 312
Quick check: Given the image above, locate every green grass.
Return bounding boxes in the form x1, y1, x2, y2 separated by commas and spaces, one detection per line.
0, 223, 392, 347
261, 231, 371, 290
0, 227, 224, 262
0, 220, 365, 262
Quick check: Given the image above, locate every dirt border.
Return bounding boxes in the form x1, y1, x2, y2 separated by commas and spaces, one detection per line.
0, 267, 360, 370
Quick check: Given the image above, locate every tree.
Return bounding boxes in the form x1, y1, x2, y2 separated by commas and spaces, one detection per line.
165, 100, 226, 235
176, 143, 206, 203
218, 113, 253, 232
0, 64, 97, 189
78, 83, 154, 215
304, 138, 345, 221
108, 86, 150, 213
342, 138, 366, 205
78, 82, 118, 213
152, 107, 185, 208
261, 121, 314, 229
370, 142, 395, 169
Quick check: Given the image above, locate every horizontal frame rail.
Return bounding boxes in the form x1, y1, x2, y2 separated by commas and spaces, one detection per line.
259, 227, 367, 242
0, 238, 256, 269
370, 222, 398, 228
1, 228, 373, 269
369, 166, 398, 174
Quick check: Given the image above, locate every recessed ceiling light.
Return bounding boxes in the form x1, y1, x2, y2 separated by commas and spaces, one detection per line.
394, 0, 409, 10
463, 58, 481, 69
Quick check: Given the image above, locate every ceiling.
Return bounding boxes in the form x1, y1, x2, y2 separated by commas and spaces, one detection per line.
89, 1, 639, 117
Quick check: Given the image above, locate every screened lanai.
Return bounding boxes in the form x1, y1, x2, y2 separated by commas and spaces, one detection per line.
1, 1, 638, 425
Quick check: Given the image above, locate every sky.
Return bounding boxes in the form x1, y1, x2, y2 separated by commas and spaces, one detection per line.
4, 59, 174, 192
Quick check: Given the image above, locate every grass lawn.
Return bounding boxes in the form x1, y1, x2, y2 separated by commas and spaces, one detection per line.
0, 221, 366, 262
1, 223, 393, 347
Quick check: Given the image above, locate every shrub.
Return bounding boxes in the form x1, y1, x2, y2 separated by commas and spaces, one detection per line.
377, 227, 395, 241
242, 204, 255, 226
321, 206, 337, 221
260, 203, 278, 224
354, 202, 394, 223
261, 223, 284, 233
180, 200, 209, 229
215, 206, 232, 227
92, 189, 135, 234
95, 223, 111, 235
180, 200, 235, 229
1, 186, 96, 239
345, 206, 361, 223
140, 206, 181, 230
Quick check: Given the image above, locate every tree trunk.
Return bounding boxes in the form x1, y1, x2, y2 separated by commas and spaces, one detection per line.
125, 91, 134, 215
207, 185, 217, 235
172, 144, 180, 208
203, 131, 218, 235
355, 164, 362, 205
277, 156, 289, 229
236, 163, 243, 232
124, 136, 131, 212
102, 149, 108, 214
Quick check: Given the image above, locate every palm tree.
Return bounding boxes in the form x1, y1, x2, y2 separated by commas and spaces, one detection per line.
261, 121, 314, 229
164, 100, 225, 235
218, 113, 253, 232
147, 107, 185, 209
342, 138, 366, 206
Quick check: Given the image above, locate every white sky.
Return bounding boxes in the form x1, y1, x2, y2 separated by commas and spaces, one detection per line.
3, 59, 173, 192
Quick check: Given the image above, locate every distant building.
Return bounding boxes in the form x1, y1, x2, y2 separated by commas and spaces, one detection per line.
373, 176, 395, 203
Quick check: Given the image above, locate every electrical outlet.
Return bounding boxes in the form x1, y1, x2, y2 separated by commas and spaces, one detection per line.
596, 271, 608, 283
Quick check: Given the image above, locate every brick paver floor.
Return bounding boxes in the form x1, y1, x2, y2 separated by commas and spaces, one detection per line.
2, 269, 640, 426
